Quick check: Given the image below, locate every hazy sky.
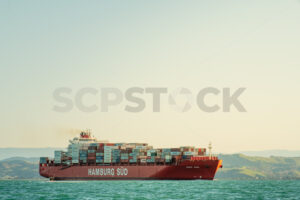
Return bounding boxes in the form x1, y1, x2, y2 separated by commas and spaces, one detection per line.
0, 0, 299, 153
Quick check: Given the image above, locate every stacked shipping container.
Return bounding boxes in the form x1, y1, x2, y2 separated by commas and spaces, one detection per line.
52, 142, 207, 165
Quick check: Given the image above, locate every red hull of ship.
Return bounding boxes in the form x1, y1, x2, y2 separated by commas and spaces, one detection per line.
40, 160, 222, 180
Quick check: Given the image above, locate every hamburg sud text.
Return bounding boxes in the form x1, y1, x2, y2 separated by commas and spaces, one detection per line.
88, 167, 128, 176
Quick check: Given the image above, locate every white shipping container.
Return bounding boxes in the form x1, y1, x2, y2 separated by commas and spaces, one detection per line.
183, 151, 195, 156
135, 146, 144, 149
125, 144, 135, 149
138, 156, 147, 159
55, 150, 63, 155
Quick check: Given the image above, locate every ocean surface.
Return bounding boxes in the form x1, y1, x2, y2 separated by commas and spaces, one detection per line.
0, 180, 299, 200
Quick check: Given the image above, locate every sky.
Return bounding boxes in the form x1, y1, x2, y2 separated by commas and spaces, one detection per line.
0, 0, 299, 153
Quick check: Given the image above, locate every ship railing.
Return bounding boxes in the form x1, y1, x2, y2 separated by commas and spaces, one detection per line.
208, 154, 219, 160
209, 156, 218, 160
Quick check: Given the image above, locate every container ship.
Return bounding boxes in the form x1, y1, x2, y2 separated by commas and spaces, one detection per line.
39, 131, 222, 180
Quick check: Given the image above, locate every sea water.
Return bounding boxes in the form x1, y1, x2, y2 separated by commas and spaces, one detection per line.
0, 180, 299, 199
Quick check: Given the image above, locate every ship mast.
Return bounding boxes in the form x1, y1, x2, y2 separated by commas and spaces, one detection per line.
208, 142, 212, 159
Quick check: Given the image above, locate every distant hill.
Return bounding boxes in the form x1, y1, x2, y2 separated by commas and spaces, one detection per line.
2, 157, 40, 163
1, 154, 300, 180
1, 148, 299, 161
239, 150, 300, 157
215, 154, 300, 180
0, 148, 65, 161
0, 158, 42, 179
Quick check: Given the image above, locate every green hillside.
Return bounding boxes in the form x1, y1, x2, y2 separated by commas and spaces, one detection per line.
0, 159, 42, 179
215, 154, 300, 180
